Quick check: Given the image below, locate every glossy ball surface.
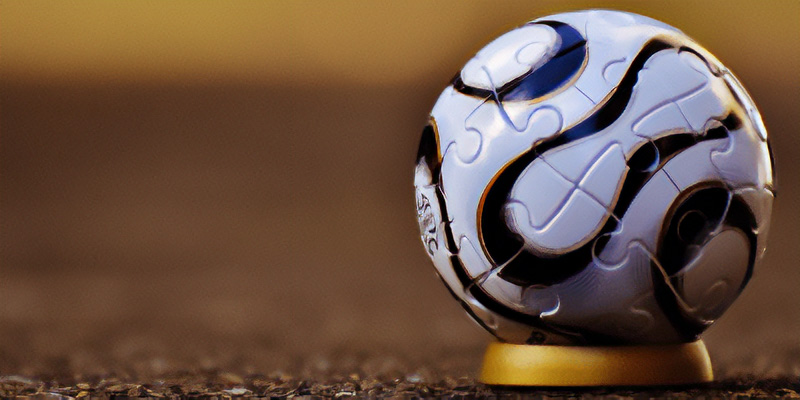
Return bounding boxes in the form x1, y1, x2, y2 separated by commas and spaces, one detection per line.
414, 10, 774, 344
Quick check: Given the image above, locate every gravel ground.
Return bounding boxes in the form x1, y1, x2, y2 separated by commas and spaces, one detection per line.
1, 373, 799, 398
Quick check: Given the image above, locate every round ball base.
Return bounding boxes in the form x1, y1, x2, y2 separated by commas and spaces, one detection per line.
479, 340, 713, 386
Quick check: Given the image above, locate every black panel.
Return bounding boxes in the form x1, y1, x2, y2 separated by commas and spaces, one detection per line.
415, 122, 440, 184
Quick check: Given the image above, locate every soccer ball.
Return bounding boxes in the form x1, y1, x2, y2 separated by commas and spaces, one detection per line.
414, 10, 774, 344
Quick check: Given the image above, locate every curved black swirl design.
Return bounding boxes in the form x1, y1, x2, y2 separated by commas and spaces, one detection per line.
479, 39, 678, 287
418, 16, 766, 343
653, 182, 758, 341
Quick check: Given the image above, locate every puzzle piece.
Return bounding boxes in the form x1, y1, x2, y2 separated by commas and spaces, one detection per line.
574, 11, 637, 104
554, 141, 627, 209
460, 287, 571, 344
460, 289, 501, 332
626, 50, 716, 139
709, 114, 774, 191
731, 186, 774, 258
430, 86, 489, 164
585, 293, 657, 340
437, 103, 565, 259
413, 148, 443, 258
465, 266, 525, 311
505, 142, 626, 255
671, 229, 750, 323
418, 231, 467, 314
444, 237, 570, 344
440, 69, 564, 164
602, 58, 628, 85
461, 24, 559, 91
631, 101, 692, 137
543, 241, 684, 343
520, 285, 560, 317
722, 72, 768, 141
624, 294, 658, 337
464, 62, 570, 134
505, 159, 574, 229
498, 102, 564, 134
663, 140, 725, 190
414, 190, 437, 255
593, 169, 677, 268
455, 112, 484, 163
467, 269, 576, 344
505, 192, 609, 255
538, 9, 683, 105
456, 235, 494, 279
455, 217, 564, 329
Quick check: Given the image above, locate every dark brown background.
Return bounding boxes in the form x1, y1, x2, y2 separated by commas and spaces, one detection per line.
1, 0, 798, 381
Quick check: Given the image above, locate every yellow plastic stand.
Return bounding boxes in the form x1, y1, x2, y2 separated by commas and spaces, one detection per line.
479, 340, 713, 386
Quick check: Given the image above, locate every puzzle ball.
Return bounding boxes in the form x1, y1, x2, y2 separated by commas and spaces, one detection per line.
414, 10, 774, 344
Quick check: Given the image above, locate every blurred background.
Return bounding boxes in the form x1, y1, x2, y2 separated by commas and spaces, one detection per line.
1, 0, 798, 380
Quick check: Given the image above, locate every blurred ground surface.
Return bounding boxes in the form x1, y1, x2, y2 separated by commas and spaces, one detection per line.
1, 82, 798, 397
1, 1, 799, 397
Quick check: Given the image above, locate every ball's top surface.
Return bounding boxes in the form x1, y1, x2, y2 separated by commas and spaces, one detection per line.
414, 10, 774, 345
